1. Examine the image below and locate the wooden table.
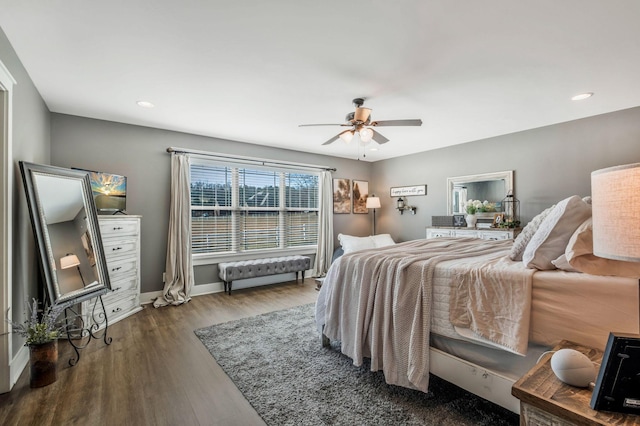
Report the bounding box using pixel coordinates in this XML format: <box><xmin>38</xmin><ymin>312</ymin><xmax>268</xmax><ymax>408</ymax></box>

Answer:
<box><xmin>512</xmin><ymin>340</ymin><xmax>640</xmax><ymax>426</ymax></box>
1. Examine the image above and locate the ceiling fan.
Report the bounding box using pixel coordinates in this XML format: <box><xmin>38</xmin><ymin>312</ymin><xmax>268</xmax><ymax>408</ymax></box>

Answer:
<box><xmin>299</xmin><ymin>98</ymin><xmax>422</xmax><ymax>146</ymax></box>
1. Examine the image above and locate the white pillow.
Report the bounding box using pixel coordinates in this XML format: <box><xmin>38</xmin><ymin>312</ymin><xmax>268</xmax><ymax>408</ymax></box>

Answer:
<box><xmin>509</xmin><ymin>205</ymin><xmax>555</xmax><ymax>261</ymax></box>
<box><xmin>522</xmin><ymin>195</ymin><xmax>592</xmax><ymax>270</ymax></box>
<box><xmin>337</xmin><ymin>234</ymin><xmax>376</xmax><ymax>254</ymax></box>
<box><xmin>371</xmin><ymin>234</ymin><xmax>396</xmax><ymax>248</ymax></box>
<box><xmin>566</xmin><ymin>218</ymin><xmax>640</xmax><ymax>278</ymax></box>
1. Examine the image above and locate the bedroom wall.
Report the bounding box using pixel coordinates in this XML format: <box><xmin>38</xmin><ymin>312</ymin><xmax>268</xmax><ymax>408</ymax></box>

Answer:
<box><xmin>50</xmin><ymin>114</ymin><xmax>372</xmax><ymax>294</ymax></box>
<box><xmin>0</xmin><ymin>27</ymin><xmax>51</xmax><ymax>359</ymax></box>
<box><xmin>371</xmin><ymin>106</ymin><xmax>640</xmax><ymax>242</ymax></box>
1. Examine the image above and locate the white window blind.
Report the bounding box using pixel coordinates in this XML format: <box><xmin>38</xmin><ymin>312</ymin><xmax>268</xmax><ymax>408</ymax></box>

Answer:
<box><xmin>190</xmin><ymin>162</ymin><xmax>319</xmax><ymax>256</ymax></box>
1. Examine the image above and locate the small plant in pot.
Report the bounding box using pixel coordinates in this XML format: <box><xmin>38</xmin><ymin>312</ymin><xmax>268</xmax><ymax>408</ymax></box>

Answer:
<box><xmin>7</xmin><ymin>298</ymin><xmax>64</xmax><ymax>387</ymax></box>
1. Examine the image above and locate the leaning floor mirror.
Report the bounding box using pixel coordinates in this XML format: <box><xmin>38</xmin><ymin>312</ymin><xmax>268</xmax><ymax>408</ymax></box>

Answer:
<box><xmin>19</xmin><ymin>162</ymin><xmax>111</xmax><ymax>308</ymax></box>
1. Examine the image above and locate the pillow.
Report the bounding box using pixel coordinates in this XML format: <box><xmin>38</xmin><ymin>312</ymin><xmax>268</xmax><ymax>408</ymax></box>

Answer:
<box><xmin>371</xmin><ymin>234</ymin><xmax>396</xmax><ymax>248</ymax></box>
<box><xmin>337</xmin><ymin>233</ymin><xmax>376</xmax><ymax>254</ymax></box>
<box><xmin>509</xmin><ymin>205</ymin><xmax>555</xmax><ymax>261</ymax></box>
<box><xmin>565</xmin><ymin>218</ymin><xmax>640</xmax><ymax>278</ymax></box>
<box><xmin>551</xmin><ymin>254</ymin><xmax>580</xmax><ymax>273</ymax></box>
<box><xmin>522</xmin><ymin>195</ymin><xmax>592</xmax><ymax>270</ymax></box>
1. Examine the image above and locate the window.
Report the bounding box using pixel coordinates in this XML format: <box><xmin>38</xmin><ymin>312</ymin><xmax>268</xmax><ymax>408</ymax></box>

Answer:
<box><xmin>190</xmin><ymin>161</ymin><xmax>319</xmax><ymax>258</ymax></box>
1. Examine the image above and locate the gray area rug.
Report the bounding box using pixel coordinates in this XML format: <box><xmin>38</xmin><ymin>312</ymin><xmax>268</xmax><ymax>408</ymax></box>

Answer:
<box><xmin>195</xmin><ymin>303</ymin><xmax>519</xmax><ymax>426</ymax></box>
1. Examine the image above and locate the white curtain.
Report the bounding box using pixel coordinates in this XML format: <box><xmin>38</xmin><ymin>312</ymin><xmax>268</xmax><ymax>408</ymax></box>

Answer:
<box><xmin>153</xmin><ymin>153</ymin><xmax>194</xmax><ymax>307</ymax></box>
<box><xmin>312</xmin><ymin>171</ymin><xmax>334</xmax><ymax>277</ymax></box>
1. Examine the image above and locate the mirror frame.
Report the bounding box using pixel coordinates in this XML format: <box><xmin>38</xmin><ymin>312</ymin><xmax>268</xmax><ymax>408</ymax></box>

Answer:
<box><xmin>19</xmin><ymin>161</ymin><xmax>111</xmax><ymax>308</ymax></box>
<box><xmin>446</xmin><ymin>170</ymin><xmax>513</xmax><ymax>215</ymax></box>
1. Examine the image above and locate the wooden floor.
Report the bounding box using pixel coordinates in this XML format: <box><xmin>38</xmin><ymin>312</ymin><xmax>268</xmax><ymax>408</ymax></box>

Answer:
<box><xmin>0</xmin><ymin>280</ymin><xmax>319</xmax><ymax>426</ymax></box>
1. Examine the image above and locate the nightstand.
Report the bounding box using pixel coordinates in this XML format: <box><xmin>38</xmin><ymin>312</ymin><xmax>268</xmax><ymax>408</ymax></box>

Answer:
<box><xmin>512</xmin><ymin>340</ymin><xmax>640</xmax><ymax>425</ymax></box>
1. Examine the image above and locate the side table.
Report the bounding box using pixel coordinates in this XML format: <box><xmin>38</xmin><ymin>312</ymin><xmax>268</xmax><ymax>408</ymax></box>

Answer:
<box><xmin>512</xmin><ymin>340</ymin><xmax>639</xmax><ymax>426</ymax></box>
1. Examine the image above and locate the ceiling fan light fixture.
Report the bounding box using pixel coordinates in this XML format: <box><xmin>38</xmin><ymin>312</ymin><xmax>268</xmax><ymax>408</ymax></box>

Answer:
<box><xmin>354</xmin><ymin>107</ymin><xmax>371</xmax><ymax>123</ymax></box>
<box><xmin>339</xmin><ymin>130</ymin><xmax>354</xmax><ymax>143</ymax></box>
<box><xmin>359</xmin><ymin>127</ymin><xmax>374</xmax><ymax>142</ymax></box>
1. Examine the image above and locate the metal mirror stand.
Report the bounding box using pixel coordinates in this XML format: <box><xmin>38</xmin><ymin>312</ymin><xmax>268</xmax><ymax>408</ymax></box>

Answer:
<box><xmin>19</xmin><ymin>161</ymin><xmax>113</xmax><ymax>365</ymax></box>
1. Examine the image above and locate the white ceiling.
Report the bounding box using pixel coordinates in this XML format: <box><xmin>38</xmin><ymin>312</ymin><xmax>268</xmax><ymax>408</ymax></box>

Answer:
<box><xmin>2</xmin><ymin>1</ymin><xmax>639</xmax><ymax>162</ymax></box>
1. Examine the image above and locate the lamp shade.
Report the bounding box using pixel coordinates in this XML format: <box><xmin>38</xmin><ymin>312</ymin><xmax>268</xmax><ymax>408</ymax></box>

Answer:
<box><xmin>366</xmin><ymin>196</ymin><xmax>381</xmax><ymax>209</ymax></box>
<box><xmin>359</xmin><ymin>127</ymin><xmax>374</xmax><ymax>143</ymax></box>
<box><xmin>591</xmin><ymin>162</ymin><xmax>640</xmax><ymax>262</ymax></box>
<box><xmin>339</xmin><ymin>130</ymin><xmax>354</xmax><ymax>143</ymax></box>
<box><xmin>60</xmin><ymin>254</ymin><xmax>81</xmax><ymax>269</ymax></box>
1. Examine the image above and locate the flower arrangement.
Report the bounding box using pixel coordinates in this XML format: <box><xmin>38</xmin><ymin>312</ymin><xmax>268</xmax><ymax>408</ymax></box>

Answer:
<box><xmin>7</xmin><ymin>299</ymin><xmax>64</xmax><ymax>346</ymax></box>
<box><xmin>463</xmin><ymin>200</ymin><xmax>497</xmax><ymax>214</ymax></box>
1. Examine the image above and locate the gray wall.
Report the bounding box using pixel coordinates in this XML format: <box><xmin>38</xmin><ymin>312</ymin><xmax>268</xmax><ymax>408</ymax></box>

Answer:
<box><xmin>372</xmin><ymin>107</ymin><xmax>640</xmax><ymax>242</ymax></box>
<box><xmin>0</xmin><ymin>27</ymin><xmax>51</xmax><ymax>356</ymax></box>
<box><xmin>50</xmin><ymin>114</ymin><xmax>372</xmax><ymax>293</ymax></box>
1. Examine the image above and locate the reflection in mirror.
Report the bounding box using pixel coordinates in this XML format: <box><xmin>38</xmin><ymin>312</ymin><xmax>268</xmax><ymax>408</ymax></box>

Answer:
<box><xmin>19</xmin><ymin>162</ymin><xmax>110</xmax><ymax>308</ymax></box>
<box><xmin>447</xmin><ymin>171</ymin><xmax>513</xmax><ymax>215</ymax></box>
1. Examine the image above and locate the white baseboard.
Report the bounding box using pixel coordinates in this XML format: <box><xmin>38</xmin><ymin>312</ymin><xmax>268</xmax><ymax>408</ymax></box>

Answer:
<box><xmin>141</xmin><ymin>271</ymin><xmax>311</xmax><ymax>305</ymax></box>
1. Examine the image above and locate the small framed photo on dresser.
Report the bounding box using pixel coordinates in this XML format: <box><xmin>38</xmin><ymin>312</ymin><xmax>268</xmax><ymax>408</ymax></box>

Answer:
<box><xmin>492</xmin><ymin>213</ymin><xmax>505</xmax><ymax>227</ymax></box>
<box><xmin>453</xmin><ymin>214</ymin><xmax>466</xmax><ymax>227</ymax></box>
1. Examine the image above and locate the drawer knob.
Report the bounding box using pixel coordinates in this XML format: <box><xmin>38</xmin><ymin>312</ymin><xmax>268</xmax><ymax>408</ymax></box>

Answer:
<box><xmin>112</xmin><ymin>307</ymin><xmax>122</xmax><ymax>313</ymax></box>
<box><xmin>113</xmin><ymin>226</ymin><xmax>123</xmax><ymax>230</ymax></box>
<box><xmin>112</xmin><ymin>247</ymin><xmax>122</xmax><ymax>251</ymax></box>
<box><xmin>112</xmin><ymin>287</ymin><xmax>122</xmax><ymax>292</ymax></box>
<box><xmin>112</xmin><ymin>266</ymin><xmax>122</xmax><ymax>272</ymax></box>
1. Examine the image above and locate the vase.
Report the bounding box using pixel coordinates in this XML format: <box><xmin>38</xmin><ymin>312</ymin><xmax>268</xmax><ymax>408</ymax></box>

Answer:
<box><xmin>466</xmin><ymin>214</ymin><xmax>477</xmax><ymax>228</ymax></box>
<box><xmin>29</xmin><ymin>340</ymin><xmax>58</xmax><ymax>388</ymax></box>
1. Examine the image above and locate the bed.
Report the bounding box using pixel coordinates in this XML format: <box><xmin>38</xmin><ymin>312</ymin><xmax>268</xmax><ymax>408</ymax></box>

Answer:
<box><xmin>315</xmin><ymin>200</ymin><xmax>640</xmax><ymax>414</ymax></box>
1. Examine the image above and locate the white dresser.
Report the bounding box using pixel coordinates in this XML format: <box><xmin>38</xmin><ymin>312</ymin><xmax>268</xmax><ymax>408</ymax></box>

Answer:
<box><xmin>83</xmin><ymin>215</ymin><xmax>142</xmax><ymax>326</ymax></box>
<box><xmin>426</xmin><ymin>226</ymin><xmax>520</xmax><ymax>241</ymax></box>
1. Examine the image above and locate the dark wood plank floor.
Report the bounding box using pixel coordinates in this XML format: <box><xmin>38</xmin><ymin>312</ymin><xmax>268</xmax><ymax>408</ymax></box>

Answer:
<box><xmin>0</xmin><ymin>280</ymin><xmax>319</xmax><ymax>426</ymax></box>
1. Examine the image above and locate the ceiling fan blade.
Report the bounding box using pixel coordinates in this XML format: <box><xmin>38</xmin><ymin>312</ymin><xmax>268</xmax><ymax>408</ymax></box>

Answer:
<box><xmin>321</xmin><ymin>134</ymin><xmax>341</xmax><ymax>145</ymax></box>
<box><xmin>371</xmin><ymin>130</ymin><xmax>389</xmax><ymax>144</ymax></box>
<box><xmin>370</xmin><ymin>119</ymin><xmax>423</xmax><ymax>127</ymax></box>
<box><xmin>299</xmin><ymin>123</ymin><xmax>350</xmax><ymax>127</ymax></box>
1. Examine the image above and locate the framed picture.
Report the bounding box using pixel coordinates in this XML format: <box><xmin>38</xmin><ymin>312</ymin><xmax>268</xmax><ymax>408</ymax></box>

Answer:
<box><xmin>352</xmin><ymin>180</ymin><xmax>369</xmax><ymax>214</ymax></box>
<box><xmin>390</xmin><ymin>184</ymin><xmax>427</xmax><ymax>197</ymax></box>
<box><xmin>453</xmin><ymin>214</ymin><xmax>466</xmax><ymax>227</ymax></box>
<box><xmin>333</xmin><ymin>178</ymin><xmax>351</xmax><ymax>214</ymax></box>
<box><xmin>492</xmin><ymin>213</ymin><xmax>505</xmax><ymax>227</ymax></box>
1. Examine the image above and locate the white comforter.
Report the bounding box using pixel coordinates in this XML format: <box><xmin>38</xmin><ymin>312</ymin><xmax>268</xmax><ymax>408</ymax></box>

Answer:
<box><xmin>315</xmin><ymin>238</ymin><xmax>533</xmax><ymax>393</ymax></box>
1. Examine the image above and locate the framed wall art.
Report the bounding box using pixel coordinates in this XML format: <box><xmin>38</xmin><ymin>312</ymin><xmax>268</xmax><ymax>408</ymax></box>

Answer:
<box><xmin>352</xmin><ymin>180</ymin><xmax>369</xmax><ymax>214</ymax></box>
<box><xmin>333</xmin><ymin>178</ymin><xmax>351</xmax><ymax>214</ymax></box>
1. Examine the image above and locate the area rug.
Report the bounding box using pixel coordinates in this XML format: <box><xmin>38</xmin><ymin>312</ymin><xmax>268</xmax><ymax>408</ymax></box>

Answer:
<box><xmin>194</xmin><ymin>303</ymin><xmax>519</xmax><ymax>426</ymax></box>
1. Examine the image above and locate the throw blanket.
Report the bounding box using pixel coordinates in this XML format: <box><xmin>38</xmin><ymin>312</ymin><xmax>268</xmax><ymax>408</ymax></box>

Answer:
<box><xmin>322</xmin><ymin>238</ymin><xmax>516</xmax><ymax>393</ymax></box>
<box><xmin>450</xmin><ymin>255</ymin><xmax>534</xmax><ymax>355</ymax></box>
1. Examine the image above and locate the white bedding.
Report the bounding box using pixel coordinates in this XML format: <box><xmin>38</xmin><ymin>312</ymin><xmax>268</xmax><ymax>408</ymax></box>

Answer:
<box><xmin>315</xmin><ymin>237</ymin><xmax>640</xmax><ymax>393</ymax></box>
<box><xmin>316</xmin><ymin>238</ymin><xmax>533</xmax><ymax>392</ymax></box>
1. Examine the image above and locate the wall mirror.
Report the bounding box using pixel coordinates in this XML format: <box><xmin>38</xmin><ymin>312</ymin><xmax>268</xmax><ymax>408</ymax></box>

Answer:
<box><xmin>447</xmin><ymin>170</ymin><xmax>513</xmax><ymax>215</ymax></box>
<box><xmin>19</xmin><ymin>162</ymin><xmax>110</xmax><ymax>307</ymax></box>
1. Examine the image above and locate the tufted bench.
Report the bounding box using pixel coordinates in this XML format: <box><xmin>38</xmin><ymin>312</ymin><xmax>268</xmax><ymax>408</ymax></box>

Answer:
<box><xmin>218</xmin><ymin>255</ymin><xmax>311</xmax><ymax>295</ymax></box>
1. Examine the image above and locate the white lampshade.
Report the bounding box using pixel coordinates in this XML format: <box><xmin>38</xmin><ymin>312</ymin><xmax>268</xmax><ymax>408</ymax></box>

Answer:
<box><xmin>366</xmin><ymin>196</ymin><xmax>381</xmax><ymax>209</ymax></box>
<box><xmin>591</xmin><ymin>162</ymin><xmax>640</xmax><ymax>262</ymax></box>
<box><xmin>359</xmin><ymin>127</ymin><xmax>374</xmax><ymax>143</ymax></box>
<box><xmin>60</xmin><ymin>254</ymin><xmax>81</xmax><ymax>269</ymax></box>
<box><xmin>339</xmin><ymin>130</ymin><xmax>354</xmax><ymax>143</ymax></box>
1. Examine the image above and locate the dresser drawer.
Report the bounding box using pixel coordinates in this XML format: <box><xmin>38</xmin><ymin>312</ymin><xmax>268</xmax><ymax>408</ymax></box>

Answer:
<box><xmin>99</xmin><ymin>219</ymin><xmax>140</xmax><ymax>239</ymax></box>
<box><xmin>426</xmin><ymin>229</ymin><xmax>454</xmax><ymax>239</ymax></box>
<box><xmin>102</xmin><ymin>237</ymin><xmax>138</xmax><ymax>260</ymax></box>
<box><xmin>100</xmin><ymin>291</ymin><xmax>140</xmax><ymax>321</ymax></box>
<box><xmin>478</xmin><ymin>230</ymin><xmax>512</xmax><ymax>240</ymax></box>
<box><xmin>108</xmin><ymin>275</ymin><xmax>138</xmax><ymax>294</ymax></box>
<box><xmin>105</xmin><ymin>258</ymin><xmax>137</xmax><ymax>281</ymax></box>
<box><xmin>454</xmin><ymin>229</ymin><xmax>480</xmax><ymax>238</ymax></box>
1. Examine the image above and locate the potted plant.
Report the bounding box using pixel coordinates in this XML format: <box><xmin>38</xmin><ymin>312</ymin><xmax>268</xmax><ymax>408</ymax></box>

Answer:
<box><xmin>7</xmin><ymin>298</ymin><xmax>64</xmax><ymax>387</ymax></box>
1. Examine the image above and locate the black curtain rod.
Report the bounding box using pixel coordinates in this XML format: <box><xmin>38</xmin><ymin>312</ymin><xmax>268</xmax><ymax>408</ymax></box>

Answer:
<box><xmin>166</xmin><ymin>147</ymin><xmax>336</xmax><ymax>172</ymax></box>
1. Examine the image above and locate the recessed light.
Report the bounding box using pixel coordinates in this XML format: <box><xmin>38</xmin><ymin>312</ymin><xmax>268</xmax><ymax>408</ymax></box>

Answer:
<box><xmin>136</xmin><ymin>100</ymin><xmax>155</xmax><ymax>108</ymax></box>
<box><xmin>571</xmin><ymin>92</ymin><xmax>593</xmax><ymax>101</ymax></box>
<box><xmin>369</xmin><ymin>147</ymin><xmax>379</xmax><ymax>151</ymax></box>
